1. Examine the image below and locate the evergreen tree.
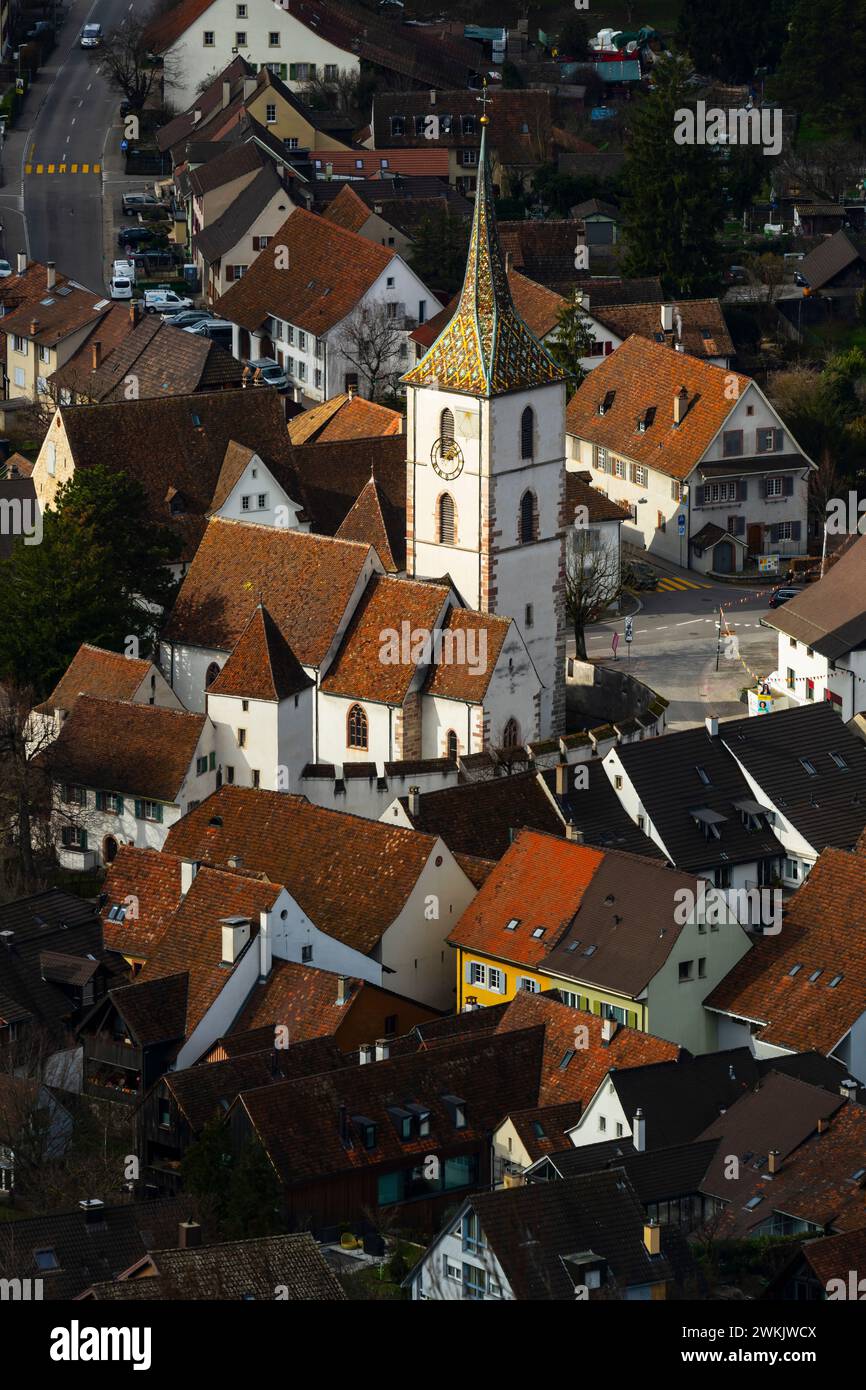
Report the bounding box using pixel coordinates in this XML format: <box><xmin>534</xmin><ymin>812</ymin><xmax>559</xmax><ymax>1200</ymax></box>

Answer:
<box><xmin>620</xmin><ymin>59</ymin><xmax>725</xmax><ymax>296</ymax></box>
<box><xmin>0</xmin><ymin>464</ymin><xmax>180</xmax><ymax>696</ymax></box>
<box><xmin>677</xmin><ymin>0</ymin><xmax>795</xmax><ymax>84</ymax></box>
<box><xmin>548</xmin><ymin>294</ymin><xmax>596</xmax><ymax>396</ymax></box>
<box><xmin>180</xmin><ymin>1116</ymin><xmax>234</xmax><ymax>1225</ymax></box>
<box><xmin>221</xmin><ymin>1140</ymin><xmax>286</xmax><ymax>1241</ymax></box>
<box><xmin>775</xmin><ymin>0</ymin><xmax>866</xmax><ymax>138</ymax></box>
<box><xmin>407</xmin><ymin>211</ymin><xmax>471</xmax><ymax>298</ymax></box>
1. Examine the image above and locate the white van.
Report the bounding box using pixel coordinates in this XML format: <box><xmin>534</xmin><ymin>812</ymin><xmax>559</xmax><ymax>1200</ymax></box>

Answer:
<box><xmin>113</xmin><ymin>258</ymin><xmax>136</xmax><ymax>281</ymax></box>
<box><xmin>109</xmin><ymin>275</ymin><xmax>134</xmax><ymax>300</ymax></box>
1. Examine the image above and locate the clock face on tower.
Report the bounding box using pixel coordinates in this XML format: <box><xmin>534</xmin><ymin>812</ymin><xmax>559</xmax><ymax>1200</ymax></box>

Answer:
<box><xmin>431</xmin><ymin>436</ymin><xmax>464</xmax><ymax>480</ymax></box>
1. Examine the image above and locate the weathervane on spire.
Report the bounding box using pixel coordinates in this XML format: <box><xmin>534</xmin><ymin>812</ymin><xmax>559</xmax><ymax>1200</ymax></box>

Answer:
<box><xmin>477</xmin><ymin>78</ymin><xmax>491</xmax><ymax>125</ymax></box>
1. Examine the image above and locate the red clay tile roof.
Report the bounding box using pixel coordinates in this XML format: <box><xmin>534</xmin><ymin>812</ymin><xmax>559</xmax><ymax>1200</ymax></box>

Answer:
<box><xmin>311</xmin><ymin>150</ymin><xmax>451</xmax><ymax>178</ymax></box>
<box><xmin>410</xmin><ymin>269</ymin><xmax>564</xmax><ymax>352</ymax></box>
<box><xmin>163</xmin><ymin>787</ymin><xmax>440</xmax><ymax>956</ymax></box>
<box><xmin>3</xmin><ymin>283</ymin><xmax>112</xmax><ymax>348</ymax></box>
<box><xmin>162</xmin><ymin>518</ymin><xmax>373</xmax><ymax>666</ymax></box>
<box><xmin>799</xmin><ymin>1227</ymin><xmax>866</xmax><ymax>1286</ymax></box>
<box><xmin>334</xmin><ymin>475</ymin><xmax>403</xmax><ymax>572</ymax></box>
<box><xmin>373</xmin><ymin>90</ymin><xmax>558</xmax><ymax>167</ymax></box>
<box><xmin>49</xmin><ymin>697</ymin><xmax>206</xmax><ymax>803</ymax></box>
<box><xmin>321</xmin><ymin>184</ymin><xmax>370</xmax><ymax>235</ymax></box>
<box><xmin>566</xmin><ymin>336</ymin><xmax>750</xmax><ymax>482</ymax></box>
<box><xmin>705</xmin><ymin>847</ymin><xmax>866</xmax><ymax>1054</ymax></box>
<box><xmin>565</xmin><ymin>470</ymin><xmax>633</xmax><ymax>524</ymax></box>
<box><xmin>496</xmin><ymin>990</ymin><xmax>680</xmax><ymax>1108</ymax></box>
<box><xmin>55</xmin><ymin>318</ymin><xmax>243</xmax><ymax>402</ymax></box>
<box><xmin>208</xmin><ymin>603</ymin><xmax>313</xmax><ymax>702</ymax></box>
<box><xmin>320</xmin><ymin>573</ymin><xmax>451</xmax><ymax>704</ymax></box>
<box><xmin>316</xmin><ymin>397</ymin><xmax>403</xmax><ymax>443</ymax></box>
<box><xmin>214</xmin><ymin>208</ymin><xmax>394</xmax><ymax>336</ymax></box>
<box><xmin>40</xmin><ymin>643</ymin><xmax>151</xmax><ymax>715</ymax></box>
<box><xmin>593</xmin><ymin>299</ymin><xmax>734</xmax><ymax>361</ymax></box>
<box><xmin>156</xmin><ymin>56</ymin><xmax>255</xmax><ymax>152</ymax></box>
<box><xmin>100</xmin><ymin>847</ymin><xmax>184</xmax><ymax>960</ymax></box>
<box><xmin>423</xmin><ymin>608</ymin><xmax>512</xmax><ymax>703</ymax></box>
<box><xmin>229</xmin><ymin>959</ymin><xmax>366</xmax><ymax>1041</ymax></box>
<box><xmin>290</xmin><ymin>434</ymin><xmax>406</xmax><ymax>538</ymax></box>
<box><xmin>136</xmin><ymin>866</ymin><xmax>279</xmax><ymax>1038</ymax></box>
<box><xmin>504</xmin><ymin>1101</ymin><xmax>584</xmax><ymax>1159</ymax></box>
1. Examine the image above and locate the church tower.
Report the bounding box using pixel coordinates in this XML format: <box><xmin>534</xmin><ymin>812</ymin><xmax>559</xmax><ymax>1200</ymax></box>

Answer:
<box><xmin>402</xmin><ymin>118</ymin><xmax>567</xmax><ymax>740</ymax></box>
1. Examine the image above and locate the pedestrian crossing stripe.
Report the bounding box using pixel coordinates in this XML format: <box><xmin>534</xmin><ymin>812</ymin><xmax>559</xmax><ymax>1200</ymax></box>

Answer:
<box><xmin>656</xmin><ymin>576</ymin><xmax>713</xmax><ymax>591</ymax></box>
<box><xmin>24</xmin><ymin>162</ymin><xmax>100</xmax><ymax>175</ymax></box>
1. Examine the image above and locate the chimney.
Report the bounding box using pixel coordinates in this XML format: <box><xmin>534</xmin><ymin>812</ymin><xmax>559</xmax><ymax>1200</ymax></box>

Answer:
<box><xmin>555</xmin><ymin>762</ymin><xmax>568</xmax><ymax>797</ymax></box>
<box><xmin>336</xmin><ymin>975</ymin><xmax>349</xmax><ymax>1006</ymax></box>
<box><xmin>220</xmin><ymin>915</ymin><xmax>250</xmax><ymax>964</ymax></box>
<box><xmin>673</xmin><ymin>386</ymin><xmax>689</xmax><ymax>425</ymax></box>
<box><xmin>91</xmin><ymin>340</ymin><xmax>102</xmax><ymax>371</ymax></box>
<box><xmin>178</xmin><ymin>1220</ymin><xmax>202</xmax><ymax>1249</ymax></box>
<box><xmin>643</xmin><ymin>1220</ymin><xmax>661</xmax><ymax>1256</ymax></box>
<box><xmin>566</xmin><ymin>823</ymin><xmax>584</xmax><ymax>844</ymax></box>
<box><xmin>180</xmin><ymin>860</ymin><xmax>198</xmax><ymax>895</ymax></box>
<box><xmin>359</xmin><ymin>1043</ymin><xmax>374</xmax><ymax>1065</ymax></box>
<box><xmin>407</xmin><ymin>784</ymin><xmax>420</xmax><ymax>816</ymax></box>
<box><xmin>29</xmin><ymin>319</ymin><xmax>38</xmax><ymax>337</ymax></box>
<box><xmin>429</xmin><ymin>89</ymin><xmax>436</xmax><ymax>104</ymax></box>
<box><xmin>259</xmin><ymin>908</ymin><xmax>272</xmax><ymax>981</ymax></box>
<box><xmin>505</xmin><ymin>250</ymin><xmax>512</xmax><ymax>274</ymax></box>
<box><xmin>222</xmin><ymin>80</ymin><xmax>231</xmax><ymax>109</ymax></box>
<box><xmin>660</xmin><ymin>304</ymin><xmax>673</xmax><ymax>333</ymax></box>
<box><xmin>817</xmin><ymin>1116</ymin><xmax>829</xmax><ymax>1134</ymax></box>
<box><xmin>129</xmin><ymin>300</ymin><xmax>142</xmax><ymax>327</ymax></box>
<box><xmin>705</xmin><ymin>716</ymin><xmax>718</xmax><ymax>737</ymax></box>
<box><xmin>633</xmin><ymin>1107</ymin><xmax>646</xmax><ymax>1152</ymax></box>
<box><xmin>78</xmin><ymin>1199</ymin><xmax>105</xmax><ymax>1226</ymax></box>
<box><xmin>841</xmin><ymin>1078</ymin><xmax>858</xmax><ymax>1103</ymax></box>
<box><xmin>767</xmin><ymin>1148</ymin><xmax>781</xmax><ymax>1175</ymax></box>
<box><xmin>243</xmin><ymin>77</ymin><xmax>257</xmax><ymax>101</ymax></box>
<box><xmin>46</xmin><ymin>261</ymin><xmax>56</xmax><ymax>291</ymax></box>
<box><xmin>16</xmin><ymin>252</ymin><xmax>27</xmax><ymax>274</ymax></box>
<box><xmin>347</xmin><ymin>382</ymin><xmax>357</xmax><ymax>399</ymax></box>
<box><xmin>192</xmin><ymin>109</ymin><xmax>202</xmax><ymax>125</ymax></box>
<box><xmin>227</xmin><ymin>852</ymin><xmax>242</xmax><ymax>870</ymax></box>
<box><xmin>601</xmin><ymin>1017</ymin><xmax>617</xmax><ymax>1046</ymax></box>
<box><xmin>375</xmin><ymin>1038</ymin><xmax>389</xmax><ymax>1062</ymax></box>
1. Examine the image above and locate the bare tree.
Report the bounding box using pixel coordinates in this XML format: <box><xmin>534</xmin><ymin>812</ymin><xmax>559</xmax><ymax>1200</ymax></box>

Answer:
<box><xmin>301</xmin><ymin>68</ymin><xmax>363</xmax><ymax>116</ymax></box>
<box><xmin>98</xmin><ymin>13</ymin><xmax>178</xmax><ymax>106</ymax></box>
<box><xmin>336</xmin><ymin>302</ymin><xmax>406</xmax><ymax>401</ymax></box>
<box><xmin>0</xmin><ymin>684</ymin><xmax>59</xmax><ymax>900</ymax></box>
<box><xmin>565</xmin><ymin>531</ymin><xmax>623</xmax><ymax>659</ymax></box>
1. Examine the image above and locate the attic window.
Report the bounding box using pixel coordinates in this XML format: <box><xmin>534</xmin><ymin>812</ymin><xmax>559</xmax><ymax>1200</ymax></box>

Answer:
<box><xmin>637</xmin><ymin>406</ymin><xmax>656</xmax><ymax>433</ymax></box>
<box><xmin>808</xmin><ymin>969</ymin><xmax>822</xmax><ymax>983</ymax></box>
<box><xmin>829</xmin><ymin>974</ymin><xmax>843</xmax><ymax>987</ymax></box>
<box><xmin>191</xmin><ymin>413</ymin><xmax>202</xmax><ymax>427</ymax></box>
<box><xmin>559</xmin><ymin>1050</ymin><xmax>575</xmax><ymax>1070</ymax></box>
<box><xmin>531</xmin><ymin>927</ymin><xmax>545</xmax><ymax>939</ymax></box>
<box><xmin>744</xmin><ymin>1196</ymin><xmax>763</xmax><ymax>1210</ymax></box>
<box><xmin>583</xmin><ymin>944</ymin><xmax>597</xmax><ymax>957</ymax></box>
<box><xmin>598</xmin><ymin>390</ymin><xmax>615</xmax><ymax>416</ymax></box>
<box><xmin>566</xmin><ymin>941</ymin><xmax>580</xmax><ymax>952</ymax></box>
<box><xmin>107</xmin><ymin>904</ymin><xmax>126</xmax><ymax>923</ymax></box>
<box><xmin>788</xmin><ymin>964</ymin><xmax>802</xmax><ymax>976</ymax></box>
<box><xmin>851</xmin><ymin>1168</ymin><xmax>866</xmax><ymax>1181</ymax></box>
<box><xmin>353</xmin><ymin>1115</ymin><xmax>377</xmax><ymax>1150</ymax></box>
<box><xmin>505</xmin><ymin>918</ymin><xmax>520</xmax><ymax>931</ymax></box>
<box><xmin>829</xmin><ymin>751</ymin><xmax>848</xmax><ymax>769</ymax></box>
<box><xmin>532</xmin><ymin>1120</ymin><xmax>545</xmax><ymax>1138</ymax></box>
<box><xmin>799</xmin><ymin>758</ymin><xmax>817</xmax><ymax>776</ymax></box>
<box><xmin>442</xmin><ymin>1094</ymin><xmax>466</xmax><ymax>1130</ymax></box>
<box><xmin>695</xmin><ymin>765</ymin><xmax>711</xmax><ymax>786</ymax></box>
<box><xmin>208</xmin><ymin>816</ymin><xmax>223</xmax><ymax>828</ymax></box>
<box><xmin>34</xmin><ymin>1248</ymin><xmax>59</xmax><ymax>1271</ymax></box>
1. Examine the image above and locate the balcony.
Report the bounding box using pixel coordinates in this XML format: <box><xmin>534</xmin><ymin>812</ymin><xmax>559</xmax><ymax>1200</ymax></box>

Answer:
<box><xmin>86</xmin><ymin>1033</ymin><xmax>142</xmax><ymax>1070</ymax></box>
<box><xmin>57</xmin><ymin>845</ymin><xmax>99</xmax><ymax>871</ymax></box>
<box><xmin>84</xmin><ymin>1078</ymin><xmax>140</xmax><ymax>1105</ymax></box>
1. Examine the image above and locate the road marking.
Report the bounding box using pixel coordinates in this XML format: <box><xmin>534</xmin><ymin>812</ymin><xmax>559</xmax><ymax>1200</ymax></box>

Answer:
<box><xmin>71</xmin><ymin>163</ymin><xmax>78</xmax><ymax>173</ymax></box>
<box><xmin>93</xmin><ymin>163</ymin><xmax>100</xmax><ymax>173</ymax></box>
<box><xmin>59</xmin><ymin>164</ymin><xmax>67</xmax><ymax>173</ymax></box>
<box><xmin>25</xmin><ymin>164</ymin><xmax>32</xmax><ymax>174</ymax></box>
<box><xmin>36</xmin><ymin>164</ymin><xmax>44</xmax><ymax>173</ymax></box>
<box><xmin>47</xmin><ymin>164</ymin><xmax>55</xmax><ymax>173</ymax></box>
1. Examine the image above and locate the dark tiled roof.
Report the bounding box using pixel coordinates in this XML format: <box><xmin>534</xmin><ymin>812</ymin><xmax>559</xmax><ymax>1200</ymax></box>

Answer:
<box><xmin>398</xmin><ymin>770</ymin><xmax>564</xmax><ymax>861</ymax></box>
<box><xmin>614</xmin><ymin>722</ymin><xmax>783</xmax><ymax>871</ymax></box>
<box><xmin>720</xmin><ymin>703</ymin><xmax>866</xmax><ymax>852</ymax></box>
<box><xmin>292</xmin><ymin>433</ymin><xmax>406</xmax><ymax>537</ymax></box>
<box><xmin>0</xmin><ymin>891</ymin><xmax>105</xmax><ymax>1036</ymax></box>
<box><xmin>86</xmin><ymin>1233</ymin><xmax>346</xmax><ymax>1300</ymax></box>
<box><xmin>760</xmin><ymin>533</ymin><xmax>866</xmax><ymax>658</ymax></box>
<box><xmin>799</xmin><ymin>230</ymin><xmax>866</xmax><ymax>290</ymax></box>
<box><xmin>536</xmin><ymin>1137</ymin><xmax>721</xmax><ymax>1204</ymax></box>
<box><xmin>163</xmin><ymin>1036</ymin><xmax>346</xmax><ymax>1132</ymax></box>
<box><xmin>49</xmin><ymin>696</ymin><xmax>206</xmax><ymax>803</ymax></box>
<box><xmin>541</xmin><ymin>759</ymin><xmax>667</xmax><ymax>859</ymax></box>
<box><xmin>592</xmin><ymin>299</ymin><xmax>734</xmax><ymax>361</ymax></box>
<box><xmin>608</xmin><ymin>1049</ymin><xmax>762</xmax><ymax>1150</ymax></box>
<box><xmin>194</xmin><ymin>165</ymin><xmax>294</xmax><ymax>266</ymax></box>
<box><xmin>188</xmin><ymin>141</ymin><xmax>263</xmax><ymax>196</ymax></box>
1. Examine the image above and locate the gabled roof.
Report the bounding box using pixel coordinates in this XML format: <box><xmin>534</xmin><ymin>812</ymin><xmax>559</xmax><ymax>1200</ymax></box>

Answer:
<box><xmin>373</xmin><ymin>89</ymin><xmax>560</xmax><ymax>166</ymax></box>
<box><xmin>163</xmin><ymin>1036</ymin><xmax>347</xmax><ymax>1132</ymax></box>
<box><xmin>209</xmin><ymin>603</ymin><xmax>313</xmax><ymax>702</ymax></box>
<box><xmin>193</xmin><ymin>164</ymin><xmax>293</xmax><ymax>266</ymax></box>
<box><xmin>162</xmin><ymin>518</ymin><xmax>373</xmax><ymax>666</ymax></box>
<box><xmin>410</xmin><ymin>269</ymin><xmax>565</xmax><ymax>353</ymax></box>
<box><xmin>334</xmin><ymin>474</ymin><xmax>404</xmax><ymax>572</ymax></box>
<box><xmin>227</xmin><ymin>960</ymin><xmax>392</xmax><ymax>1044</ymax></box>
<box><xmin>705</xmin><ymin>846</ymin><xmax>866</xmax><ymax>1053</ymax></box>
<box><xmin>3</xmin><ymin>283</ymin><xmax>112</xmax><ymax>348</ymax></box>
<box><xmin>396</xmin><ymin>770</ymin><xmax>565</xmax><ymax>861</ymax></box>
<box><xmin>0</xmin><ymin>891</ymin><xmax>107</xmax><ymax>1038</ymax></box>
<box><xmin>319</xmin><ymin>573</ymin><xmax>450</xmax><ymax>705</ymax></box>
<box><xmin>38</xmin><ymin>643</ymin><xmax>151</xmax><ymax>715</ymax></box>
<box><xmin>467</xmin><ymin>1169</ymin><xmax>682</xmax><ymax>1298</ymax></box>
<box><xmin>321</xmin><ymin>183</ymin><xmax>370</xmax><ymax>235</ymax></box>
<box><xmin>537</xmin><ymin>1137</ymin><xmax>721</xmax><ymax>1204</ymax></box>
<box><xmin>49</xmin><ymin>697</ymin><xmax>206</xmax><ymax>802</ymax></box>
<box><xmin>449</xmin><ymin>828</ymin><xmax>698</xmax><ymax>995</ymax></box>
<box><xmin>591</xmin><ymin>299</ymin><xmax>734</xmax><ymax>361</ymax></box>
<box><xmin>163</xmin><ymin>787</ymin><xmax>441</xmax><ymax>957</ymax></box>
<box><xmin>91</xmin><ymin>1232</ymin><xmax>345</xmax><ymax>1301</ymax></box>
<box><xmin>720</xmin><ymin>703</ymin><xmax>866</xmax><ymax>853</ymax></box>
<box><xmin>604</xmin><ymin>1048</ymin><xmax>763</xmax><ymax>1150</ymax></box>
<box><xmin>760</xmin><ymin>533</ymin><xmax>866</xmax><ymax>659</ymax></box>
<box><xmin>403</xmin><ymin>125</ymin><xmax>563</xmax><ymax>398</ymax></box>
<box><xmin>214</xmin><ymin>208</ymin><xmax>395</xmax><ymax>336</ymax></box>
<box><xmin>156</xmin><ymin>55</ymin><xmax>255</xmax><ymax>152</ymax></box>
<box><xmin>100</xmin><ymin>847</ymin><xmax>184</xmax><ymax>960</ymax></box>
<box><xmin>565</xmin><ymin>470</ymin><xmax>633</xmax><ymax>524</ymax></box>
<box><xmin>423</xmin><ymin>608</ymin><xmax>513</xmax><ymax>703</ymax></box>
<box><xmin>290</xmin><ymin>433</ymin><xmax>406</xmax><ymax>536</ymax></box>
<box><xmin>55</xmin><ymin>317</ymin><xmax>244</xmax><ymax>402</ymax></box>
<box><xmin>566</xmin><ymin>336</ymin><xmax>750</xmax><ymax>481</ymax></box>
<box><xmin>613</xmin><ymin>721</ymin><xmax>784</xmax><ymax>871</ymax></box>
<box><xmin>188</xmin><ymin>140</ymin><xmax>263</xmax><ymax>197</ymax></box>
<box><xmin>799</xmin><ymin>230</ymin><xmax>866</xmax><ymax>290</ymax></box>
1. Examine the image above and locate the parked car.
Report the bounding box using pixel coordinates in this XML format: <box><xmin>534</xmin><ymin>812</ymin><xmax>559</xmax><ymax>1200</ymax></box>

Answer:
<box><xmin>122</xmin><ymin>192</ymin><xmax>167</xmax><ymax>217</ymax></box>
<box><xmin>794</xmin><ymin>271</ymin><xmax>809</xmax><ymax>287</ymax></box>
<box><xmin>129</xmin><ymin>249</ymin><xmax>181</xmax><ymax>273</ymax></box>
<box><xmin>724</xmin><ymin>265</ymin><xmax>749</xmax><ymax>284</ymax></box>
<box><xmin>113</xmin><ymin>259</ymin><xmax>136</xmax><ymax>282</ymax></box>
<box><xmin>79</xmin><ymin>23</ymin><xmax>102</xmax><ymax>48</ymax></box>
<box><xmin>626</xmin><ymin>561</ymin><xmax>659</xmax><ymax>591</ymax></box>
<box><xmin>0</xmin><ymin>260</ymin><xmax>12</xmax><ymax>279</ymax></box>
<box><xmin>767</xmin><ymin>586</ymin><xmax>803</xmax><ymax>609</ymax></box>
<box><xmin>184</xmin><ymin>319</ymin><xmax>233</xmax><ymax>348</ymax></box>
<box><xmin>109</xmin><ymin>275</ymin><xmax>134</xmax><ymax>301</ymax></box>
<box><xmin>143</xmin><ymin>289</ymin><xmax>193</xmax><ymax>315</ymax></box>
<box><xmin>117</xmin><ymin>226</ymin><xmax>155</xmax><ymax>248</ymax></box>
<box><xmin>120</xmin><ymin>99</ymin><xmax>143</xmax><ymax>119</ymax></box>
<box><xmin>161</xmin><ymin>309</ymin><xmax>210</xmax><ymax>328</ymax></box>
<box><xmin>245</xmin><ymin>357</ymin><xmax>289</xmax><ymax>390</ymax></box>
<box><xmin>27</xmin><ymin>20</ymin><xmax>54</xmax><ymax>41</ymax></box>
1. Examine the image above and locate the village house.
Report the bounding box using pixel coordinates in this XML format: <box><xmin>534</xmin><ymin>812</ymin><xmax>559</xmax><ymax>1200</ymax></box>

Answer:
<box><xmin>30</xmin><ymin>642</ymin><xmax>181</xmax><ymax>749</ymax></box>
<box><xmin>318</xmin><ymin>178</ymin><xmax>471</xmax><ymax>261</ymax></box>
<box><xmin>566</xmin><ymin>336</ymin><xmax>814</xmax><ymax>573</ymax></box>
<box><xmin>1</xmin><ymin>263</ymin><xmax>113</xmax><ymax>403</ymax></box>
<box><xmin>192</xmin><ymin>163</ymin><xmax>295</xmax><ymax>302</ymax></box>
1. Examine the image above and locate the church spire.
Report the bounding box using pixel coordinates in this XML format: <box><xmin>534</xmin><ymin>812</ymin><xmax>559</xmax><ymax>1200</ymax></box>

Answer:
<box><xmin>403</xmin><ymin>116</ymin><xmax>563</xmax><ymax>398</ymax></box>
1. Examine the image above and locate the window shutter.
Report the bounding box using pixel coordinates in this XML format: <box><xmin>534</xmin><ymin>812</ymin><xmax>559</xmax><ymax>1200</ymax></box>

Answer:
<box><xmin>770</xmin><ymin>523</ymin><xmax>779</xmax><ymax>542</ymax></box>
<box><xmin>604</xmin><ymin>340</ymin><xmax>613</xmax><ymax>355</ymax></box>
<box><xmin>134</xmin><ymin>799</ymin><xmax>143</xmax><ymax>819</ymax></box>
<box><xmin>739</xmin><ymin>479</ymin><xmax>748</xmax><ymax>500</ymax></box>
<box><xmin>629</xmin><ymin>463</ymin><xmax>637</xmax><ymax>483</ymax></box>
<box><xmin>783</xmin><ymin>475</ymin><xmax>794</xmax><ymax>497</ymax></box>
<box><xmin>694</xmin><ymin>486</ymin><xmax>704</xmax><ymax>508</ymax></box>
<box><xmin>736</xmin><ymin>516</ymin><xmax>746</xmax><ymax>536</ymax></box>
<box><xmin>792</xmin><ymin>520</ymin><xmax>801</xmax><ymax>541</ymax></box>
<box><xmin>116</xmin><ymin>797</ymin><xmax>124</xmax><ymax>815</ymax></box>
<box><xmin>226</xmin><ymin>266</ymin><xmax>235</xmax><ymax>282</ymax></box>
<box><xmin>774</xmin><ymin>428</ymin><xmax>783</xmax><ymax>451</ymax></box>
<box><xmin>464</xmin><ymin>961</ymin><xmax>472</xmax><ymax>983</ymax></box>
<box><xmin>80</xmin><ymin>829</ymin><xmax>88</xmax><ymax>851</ymax></box>
<box><xmin>154</xmin><ymin>803</ymin><xmax>163</xmax><ymax>824</ymax></box>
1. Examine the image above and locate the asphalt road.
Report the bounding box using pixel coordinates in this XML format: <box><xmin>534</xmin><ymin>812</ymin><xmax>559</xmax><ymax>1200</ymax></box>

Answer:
<box><xmin>18</xmin><ymin>0</ymin><xmax>134</xmax><ymax>292</ymax></box>
<box><xmin>581</xmin><ymin>559</ymin><xmax>780</xmax><ymax>730</ymax></box>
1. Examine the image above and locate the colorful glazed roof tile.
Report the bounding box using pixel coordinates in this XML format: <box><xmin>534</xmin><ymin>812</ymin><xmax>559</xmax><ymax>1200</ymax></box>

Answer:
<box><xmin>402</xmin><ymin>123</ymin><xmax>563</xmax><ymax>398</ymax></box>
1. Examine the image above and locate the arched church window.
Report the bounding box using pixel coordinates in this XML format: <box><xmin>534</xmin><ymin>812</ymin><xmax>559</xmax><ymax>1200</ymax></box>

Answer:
<box><xmin>519</xmin><ymin>491</ymin><xmax>536</xmax><ymax>544</ymax></box>
<box><xmin>521</xmin><ymin>406</ymin><xmax>534</xmax><ymax>459</ymax></box>
<box><xmin>205</xmin><ymin>661</ymin><xmax>221</xmax><ymax>688</ymax></box>
<box><xmin>446</xmin><ymin>730</ymin><xmax>458</xmax><ymax>760</ymax></box>
<box><xmin>347</xmin><ymin>703</ymin><xmax>368</xmax><ymax>749</ymax></box>
<box><xmin>502</xmin><ymin>718</ymin><xmax>520</xmax><ymax>749</ymax></box>
<box><xmin>440</xmin><ymin>408</ymin><xmax>455</xmax><ymax>446</ymax></box>
<box><xmin>438</xmin><ymin>493</ymin><xmax>456</xmax><ymax>545</ymax></box>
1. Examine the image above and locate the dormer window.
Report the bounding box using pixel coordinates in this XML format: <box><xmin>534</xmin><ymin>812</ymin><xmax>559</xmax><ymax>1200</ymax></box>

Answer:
<box><xmin>353</xmin><ymin>1115</ymin><xmax>377</xmax><ymax>1149</ymax></box>
<box><xmin>442</xmin><ymin>1094</ymin><xmax>466</xmax><ymax>1130</ymax></box>
<box><xmin>598</xmin><ymin>390</ymin><xmax>615</xmax><ymax>416</ymax></box>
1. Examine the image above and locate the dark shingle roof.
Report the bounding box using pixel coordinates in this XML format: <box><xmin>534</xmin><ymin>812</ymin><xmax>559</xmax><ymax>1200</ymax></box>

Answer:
<box><xmin>194</xmin><ymin>165</ymin><xmax>293</xmax><ymax>266</ymax></box>
<box><xmin>0</xmin><ymin>891</ymin><xmax>105</xmax><ymax>1036</ymax></box>
<box><xmin>760</xmin><ymin>533</ymin><xmax>866</xmax><ymax>659</ymax></box>
<box><xmin>541</xmin><ymin>759</ymin><xmax>667</xmax><ymax>859</ymax></box>
<box><xmin>86</xmin><ymin>1232</ymin><xmax>346</xmax><ymax>1300</ymax></box>
<box><xmin>798</xmin><ymin>230</ymin><xmax>866</xmax><ymax>290</ymax></box>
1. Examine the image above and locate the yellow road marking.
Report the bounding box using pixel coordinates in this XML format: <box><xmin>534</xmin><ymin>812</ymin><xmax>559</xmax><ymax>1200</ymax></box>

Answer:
<box><xmin>59</xmin><ymin>164</ymin><xmax>67</xmax><ymax>173</ymax></box>
<box><xmin>71</xmin><ymin>163</ymin><xmax>78</xmax><ymax>173</ymax></box>
<box><xmin>25</xmin><ymin>163</ymin><xmax>32</xmax><ymax>174</ymax></box>
<box><xmin>81</xmin><ymin>163</ymin><xmax>89</xmax><ymax>173</ymax></box>
<box><xmin>93</xmin><ymin>163</ymin><xmax>100</xmax><ymax>174</ymax></box>
<box><xmin>36</xmin><ymin>163</ymin><xmax>44</xmax><ymax>174</ymax></box>
<box><xmin>47</xmin><ymin>163</ymin><xmax>55</xmax><ymax>173</ymax></box>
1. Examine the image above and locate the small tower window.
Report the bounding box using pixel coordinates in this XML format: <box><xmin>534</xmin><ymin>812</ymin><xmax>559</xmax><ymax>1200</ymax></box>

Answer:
<box><xmin>521</xmin><ymin>406</ymin><xmax>534</xmax><ymax>459</ymax></box>
<box><xmin>519</xmin><ymin>490</ymin><xmax>536</xmax><ymax>544</ymax></box>
<box><xmin>205</xmin><ymin>661</ymin><xmax>220</xmax><ymax>688</ymax></box>
<box><xmin>438</xmin><ymin>493</ymin><xmax>456</xmax><ymax>545</ymax></box>
<box><xmin>440</xmin><ymin>407</ymin><xmax>455</xmax><ymax>447</ymax></box>
<box><xmin>347</xmin><ymin>703</ymin><xmax>368</xmax><ymax>749</ymax></box>
<box><xmin>446</xmin><ymin>729</ymin><xmax>458</xmax><ymax>760</ymax></box>
<box><xmin>502</xmin><ymin>718</ymin><xmax>520</xmax><ymax>749</ymax></box>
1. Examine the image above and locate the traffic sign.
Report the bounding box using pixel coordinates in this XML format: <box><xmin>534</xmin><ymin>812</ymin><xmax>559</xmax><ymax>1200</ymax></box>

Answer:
<box><xmin>120</xmin><ymin>139</ymin><xmax>129</xmax><ymax>152</ymax></box>
<box><xmin>677</xmin><ymin>513</ymin><xmax>686</xmax><ymax>536</ymax></box>
<box><xmin>624</xmin><ymin>618</ymin><xmax>633</xmax><ymax>643</ymax></box>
